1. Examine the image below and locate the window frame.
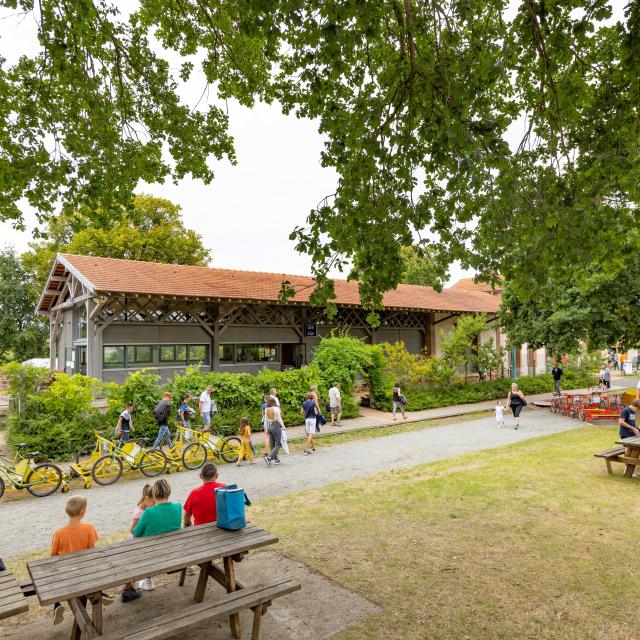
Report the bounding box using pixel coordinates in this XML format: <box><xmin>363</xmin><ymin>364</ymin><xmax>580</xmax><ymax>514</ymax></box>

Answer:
<box><xmin>103</xmin><ymin>346</ymin><xmax>125</xmax><ymax>367</ymax></box>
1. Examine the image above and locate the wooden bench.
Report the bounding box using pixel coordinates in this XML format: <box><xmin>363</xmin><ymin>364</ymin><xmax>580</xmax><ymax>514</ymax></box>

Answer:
<box><xmin>101</xmin><ymin>576</ymin><xmax>300</xmax><ymax>640</ymax></box>
<box><xmin>0</xmin><ymin>571</ymin><xmax>29</xmax><ymax>620</ymax></box>
<box><xmin>595</xmin><ymin>447</ymin><xmax>626</xmax><ymax>474</ymax></box>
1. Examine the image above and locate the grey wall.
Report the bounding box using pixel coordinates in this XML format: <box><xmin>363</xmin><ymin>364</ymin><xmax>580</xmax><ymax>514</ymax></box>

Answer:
<box><xmin>218</xmin><ymin>326</ymin><xmax>300</xmax><ymax>343</ymax></box>
<box><xmin>103</xmin><ymin>324</ymin><xmax>210</xmax><ymax>344</ymax></box>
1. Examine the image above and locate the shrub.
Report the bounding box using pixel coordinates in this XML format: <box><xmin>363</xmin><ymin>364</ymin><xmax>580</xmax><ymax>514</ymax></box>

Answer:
<box><xmin>376</xmin><ymin>369</ymin><xmax>596</xmax><ymax>411</ymax></box>
<box><xmin>5</xmin><ymin>368</ymin><xmax>105</xmax><ymax>460</ymax></box>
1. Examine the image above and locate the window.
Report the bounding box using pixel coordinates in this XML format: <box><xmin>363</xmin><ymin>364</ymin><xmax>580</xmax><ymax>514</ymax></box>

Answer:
<box><xmin>159</xmin><ymin>345</ymin><xmax>187</xmax><ymax>364</ymax></box>
<box><xmin>103</xmin><ymin>346</ymin><xmax>124</xmax><ymax>367</ymax></box>
<box><xmin>75</xmin><ymin>308</ymin><xmax>87</xmax><ymax>340</ymax></box>
<box><xmin>235</xmin><ymin>344</ymin><xmax>278</xmax><ymax>363</ymax></box>
<box><xmin>188</xmin><ymin>345</ymin><xmax>207</xmax><ymax>363</ymax></box>
<box><xmin>159</xmin><ymin>346</ymin><xmax>176</xmax><ymax>362</ymax></box>
<box><xmin>127</xmin><ymin>345</ymin><xmax>153</xmax><ymax>364</ymax></box>
<box><xmin>219</xmin><ymin>344</ymin><xmax>234</xmax><ymax>363</ymax></box>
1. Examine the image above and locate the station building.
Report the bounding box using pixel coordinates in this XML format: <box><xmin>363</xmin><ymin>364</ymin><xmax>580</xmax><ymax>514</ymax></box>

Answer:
<box><xmin>36</xmin><ymin>254</ymin><xmax>532</xmax><ymax>384</ymax></box>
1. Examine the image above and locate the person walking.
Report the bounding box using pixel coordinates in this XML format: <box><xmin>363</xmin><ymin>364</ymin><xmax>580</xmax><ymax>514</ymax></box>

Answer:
<box><xmin>551</xmin><ymin>363</ymin><xmax>563</xmax><ymax>396</ymax></box>
<box><xmin>328</xmin><ymin>382</ymin><xmax>342</xmax><ymax>426</ymax></box>
<box><xmin>301</xmin><ymin>392</ymin><xmax>318</xmax><ymax>456</ymax></box>
<box><xmin>310</xmin><ymin>384</ymin><xmax>326</xmax><ymax>431</ymax></box>
<box><xmin>603</xmin><ymin>365</ymin><xmax>611</xmax><ymax>389</ymax></box>
<box><xmin>269</xmin><ymin>387</ymin><xmax>280</xmax><ymax>407</ymax></box>
<box><xmin>392</xmin><ymin>382</ymin><xmax>407</xmax><ymax>420</ymax></box>
<box><xmin>506</xmin><ymin>383</ymin><xmax>527</xmax><ymax>430</ymax></box>
<box><xmin>264</xmin><ymin>397</ymin><xmax>285</xmax><ymax>466</ymax></box>
<box><xmin>152</xmin><ymin>392</ymin><xmax>173</xmax><ymax>449</ymax></box>
<box><xmin>236</xmin><ymin>418</ymin><xmax>256</xmax><ymax>466</ymax></box>
<box><xmin>598</xmin><ymin>365</ymin><xmax>606</xmax><ymax>388</ymax></box>
<box><xmin>115</xmin><ymin>402</ymin><xmax>135</xmax><ymax>443</ymax></box>
<box><xmin>198</xmin><ymin>385</ymin><xmax>217</xmax><ymax>431</ymax></box>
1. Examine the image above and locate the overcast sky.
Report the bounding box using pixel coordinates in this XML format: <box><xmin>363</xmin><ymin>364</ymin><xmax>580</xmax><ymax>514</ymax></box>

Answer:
<box><xmin>0</xmin><ymin>1</ymin><xmax>626</xmax><ymax>284</ymax></box>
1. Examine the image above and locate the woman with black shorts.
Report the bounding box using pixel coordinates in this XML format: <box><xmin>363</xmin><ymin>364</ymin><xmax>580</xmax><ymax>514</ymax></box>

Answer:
<box><xmin>506</xmin><ymin>383</ymin><xmax>526</xmax><ymax>430</ymax></box>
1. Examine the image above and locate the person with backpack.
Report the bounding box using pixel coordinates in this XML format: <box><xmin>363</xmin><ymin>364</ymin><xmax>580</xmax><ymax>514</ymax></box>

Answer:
<box><xmin>152</xmin><ymin>392</ymin><xmax>173</xmax><ymax>448</ymax></box>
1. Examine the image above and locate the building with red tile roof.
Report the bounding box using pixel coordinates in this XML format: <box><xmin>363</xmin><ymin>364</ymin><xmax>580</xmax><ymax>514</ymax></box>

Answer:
<box><xmin>38</xmin><ymin>254</ymin><xmax>510</xmax><ymax>382</ymax></box>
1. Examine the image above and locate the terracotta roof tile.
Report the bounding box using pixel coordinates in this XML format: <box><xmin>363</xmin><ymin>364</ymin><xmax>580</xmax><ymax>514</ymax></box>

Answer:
<box><xmin>53</xmin><ymin>254</ymin><xmax>500</xmax><ymax>314</ymax></box>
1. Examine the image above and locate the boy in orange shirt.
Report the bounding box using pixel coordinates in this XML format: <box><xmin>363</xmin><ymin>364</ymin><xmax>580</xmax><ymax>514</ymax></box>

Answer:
<box><xmin>51</xmin><ymin>496</ymin><xmax>110</xmax><ymax>625</ymax></box>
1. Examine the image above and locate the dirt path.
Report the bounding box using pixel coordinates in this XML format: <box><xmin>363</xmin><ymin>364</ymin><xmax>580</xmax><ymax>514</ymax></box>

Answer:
<box><xmin>0</xmin><ymin>407</ymin><xmax>582</xmax><ymax>558</ymax></box>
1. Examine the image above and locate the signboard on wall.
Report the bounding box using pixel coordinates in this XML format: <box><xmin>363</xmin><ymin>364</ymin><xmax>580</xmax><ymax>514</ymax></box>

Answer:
<box><xmin>304</xmin><ymin>323</ymin><xmax>317</xmax><ymax>337</ymax></box>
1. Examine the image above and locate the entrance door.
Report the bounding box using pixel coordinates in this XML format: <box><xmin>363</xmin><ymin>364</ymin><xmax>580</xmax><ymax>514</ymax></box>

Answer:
<box><xmin>75</xmin><ymin>346</ymin><xmax>87</xmax><ymax>375</ymax></box>
<box><xmin>281</xmin><ymin>344</ymin><xmax>295</xmax><ymax>369</ymax></box>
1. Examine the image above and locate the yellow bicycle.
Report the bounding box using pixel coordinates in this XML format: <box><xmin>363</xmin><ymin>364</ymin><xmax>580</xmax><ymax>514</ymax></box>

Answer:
<box><xmin>0</xmin><ymin>444</ymin><xmax>68</xmax><ymax>498</ymax></box>
<box><xmin>182</xmin><ymin>428</ymin><xmax>241</xmax><ymax>466</ymax></box>
<box><xmin>89</xmin><ymin>433</ymin><xmax>168</xmax><ymax>486</ymax></box>
<box><xmin>157</xmin><ymin>424</ymin><xmax>208</xmax><ymax>471</ymax></box>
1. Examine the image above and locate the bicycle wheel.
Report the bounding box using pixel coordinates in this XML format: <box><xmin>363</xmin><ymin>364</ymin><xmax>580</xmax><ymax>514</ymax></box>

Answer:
<box><xmin>182</xmin><ymin>443</ymin><xmax>207</xmax><ymax>470</ymax></box>
<box><xmin>220</xmin><ymin>437</ymin><xmax>241</xmax><ymax>463</ymax></box>
<box><xmin>139</xmin><ymin>449</ymin><xmax>167</xmax><ymax>477</ymax></box>
<box><xmin>26</xmin><ymin>463</ymin><xmax>62</xmax><ymax>497</ymax></box>
<box><xmin>0</xmin><ymin>476</ymin><xmax>4</xmax><ymax>499</ymax></box>
<box><xmin>75</xmin><ymin>443</ymin><xmax>96</xmax><ymax>465</ymax></box>
<box><xmin>92</xmin><ymin>455</ymin><xmax>123</xmax><ymax>486</ymax></box>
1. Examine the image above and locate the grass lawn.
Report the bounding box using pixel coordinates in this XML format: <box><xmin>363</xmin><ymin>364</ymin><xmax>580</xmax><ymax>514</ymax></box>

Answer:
<box><xmin>250</xmin><ymin>424</ymin><xmax>639</xmax><ymax>640</ymax></box>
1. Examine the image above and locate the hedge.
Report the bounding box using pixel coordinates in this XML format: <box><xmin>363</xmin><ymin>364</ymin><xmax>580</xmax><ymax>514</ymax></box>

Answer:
<box><xmin>4</xmin><ymin>336</ymin><xmax>383</xmax><ymax>460</ymax></box>
<box><xmin>376</xmin><ymin>369</ymin><xmax>596</xmax><ymax>411</ymax></box>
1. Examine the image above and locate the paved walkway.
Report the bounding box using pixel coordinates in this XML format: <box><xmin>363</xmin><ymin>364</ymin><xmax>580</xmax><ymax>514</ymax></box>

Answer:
<box><xmin>282</xmin><ymin>386</ymin><xmax>607</xmax><ymax>441</ymax></box>
<box><xmin>0</xmin><ymin>404</ymin><xmax>584</xmax><ymax>558</ymax></box>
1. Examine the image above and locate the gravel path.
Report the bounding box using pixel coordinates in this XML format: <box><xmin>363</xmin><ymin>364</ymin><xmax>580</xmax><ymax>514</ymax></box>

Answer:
<box><xmin>1</xmin><ymin>407</ymin><xmax>581</xmax><ymax>557</ymax></box>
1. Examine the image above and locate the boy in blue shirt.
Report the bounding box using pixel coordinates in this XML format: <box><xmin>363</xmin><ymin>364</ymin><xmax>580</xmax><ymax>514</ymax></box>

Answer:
<box><xmin>178</xmin><ymin>393</ymin><xmax>194</xmax><ymax>428</ymax></box>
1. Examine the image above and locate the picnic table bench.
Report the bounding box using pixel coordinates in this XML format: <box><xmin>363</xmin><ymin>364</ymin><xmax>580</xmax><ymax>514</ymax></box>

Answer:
<box><xmin>0</xmin><ymin>570</ymin><xmax>29</xmax><ymax>620</ymax></box>
<box><xmin>28</xmin><ymin>523</ymin><xmax>298</xmax><ymax>640</ymax></box>
<box><xmin>595</xmin><ymin>437</ymin><xmax>640</xmax><ymax>477</ymax></box>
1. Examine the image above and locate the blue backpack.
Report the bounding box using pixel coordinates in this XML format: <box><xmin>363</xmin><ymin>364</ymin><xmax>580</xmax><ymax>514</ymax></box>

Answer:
<box><xmin>216</xmin><ymin>485</ymin><xmax>251</xmax><ymax>530</ymax></box>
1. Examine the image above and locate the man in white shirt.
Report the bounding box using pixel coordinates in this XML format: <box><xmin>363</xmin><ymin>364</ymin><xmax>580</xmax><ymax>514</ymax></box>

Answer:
<box><xmin>199</xmin><ymin>385</ymin><xmax>217</xmax><ymax>431</ymax></box>
<box><xmin>328</xmin><ymin>382</ymin><xmax>342</xmax><ymax>426</ymax></box>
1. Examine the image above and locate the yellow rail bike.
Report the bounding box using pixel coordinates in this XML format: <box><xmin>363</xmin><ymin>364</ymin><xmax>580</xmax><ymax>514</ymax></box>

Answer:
<box><xmin>81</xmin><ymin>432</ymin><xmax>168</xmax><ymax>486</ymax></box>
<box><xmin>156</xmin><ymin>424</ymin><xmax>208</xmax><ymax>471</ymax></box>
<box><xmin>182</xmin><ymin>427</ymin><xmax>242</xmax><ymax>466</ymax></box>
<box><xmin>0</xmin><ymin>444</ymin><xmax>68</xmax><ymax>498</ymax></box>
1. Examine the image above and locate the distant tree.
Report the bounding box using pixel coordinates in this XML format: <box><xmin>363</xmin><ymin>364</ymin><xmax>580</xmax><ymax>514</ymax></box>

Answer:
<box><xmin>0</xmin><ymin>248</ymin><xmax>48</xmax><ymax>362</ymax></box>
<box><xmin>398</xmin><ymin>246</ymin><xmax>447</xmax><ymax>288</ymax></box>
<box><xmin>23</xmin><ymin>194</ymin><xmax>211</xmax><ymax>287</ymax></box>
<box><xmin>500</xmin><ymin>246</ymin><xmax>640</xmax><ymax>356</ymax></box>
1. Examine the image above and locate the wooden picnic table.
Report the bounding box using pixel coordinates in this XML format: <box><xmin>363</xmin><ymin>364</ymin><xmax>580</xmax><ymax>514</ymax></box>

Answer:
<box><xmin>27</xmin><ymin>523</ymin><xmax>278</xmax><ymax>640</ymax></box>
<box><xmin>615</xmin><ymin>436</ymin><xmax>640</xmax><ymax>477</ymax></box>
<box><xmin>0</xmin><ymin>570</ymin><xmax>29</xmax><ymax>620</ymax></box>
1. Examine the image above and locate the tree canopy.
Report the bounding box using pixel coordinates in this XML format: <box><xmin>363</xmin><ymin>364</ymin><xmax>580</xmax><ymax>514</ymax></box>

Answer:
<box><xmin>1</xmin><ymin>1</ymin><xmax>639</xmax><ymax>311</ymax></box>
<box><xmin>398</xmin><ymin>246</ymin><xmax>447</xmax><ymax>288</ymax></box>
<box><xmin>23</xmin><ymin>194</ymin><xmax>211</xmax><ymax>286</ymax></box>
<box><xmin>0</xmin><ymin>247</ymin><xmax>48</xmax><ymax>362</ymax></box>
<box><xmin>499</xmin><ymin>236</ymin><xmax>640</xmax><ymax>355</ymax></box>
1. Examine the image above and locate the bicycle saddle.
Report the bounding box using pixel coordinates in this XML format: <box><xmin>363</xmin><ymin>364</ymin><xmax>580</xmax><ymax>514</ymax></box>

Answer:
<box><xmin>16</xmin><ymin>443</ymin><xmax>28</xmax><ymax>448</ymax></box>
<box><xmin>137</xmin><ymin>438</ymin><xmax>151</xmax><ymax>444</ymax></box>
<box><xmin>25</xmin><ymin>451</ymin><xmax>42</xmax><ymax>459</ymax></box>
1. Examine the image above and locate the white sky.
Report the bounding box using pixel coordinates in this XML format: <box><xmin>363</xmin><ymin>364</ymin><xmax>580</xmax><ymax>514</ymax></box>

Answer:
<box><xmin>0</xmin><ymin>1</ymin><xmax>627</xmax><ymax>285</ymax></box>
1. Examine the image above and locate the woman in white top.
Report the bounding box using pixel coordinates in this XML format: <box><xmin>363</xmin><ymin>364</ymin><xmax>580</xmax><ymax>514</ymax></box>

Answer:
<box><xmin>264</xmin><ymin>397</ymin><xmax>286</xmax><ymax>466</ymax></box>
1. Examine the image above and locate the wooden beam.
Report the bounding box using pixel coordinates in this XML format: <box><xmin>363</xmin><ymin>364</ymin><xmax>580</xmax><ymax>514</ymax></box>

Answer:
<box><xmin>49</xmin><ymin>293</ymin><xmax>93</xmax><ymax>313</ymax></box>
<box><xmin>432</xmin><ymin>313</ymin><xmax>458</xmax><ymax>326</ymax></box>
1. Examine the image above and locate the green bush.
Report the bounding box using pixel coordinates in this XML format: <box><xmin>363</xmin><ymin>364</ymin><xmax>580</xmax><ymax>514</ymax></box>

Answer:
<box><xmin>376</xmin><ymin>369</ymin><xmax>596</xmax><ymax>411</ymax></box>
<box><xmin>5</xmin><ymin>369</ymin><xmax>106</xmax><ymax>460</ymax></box>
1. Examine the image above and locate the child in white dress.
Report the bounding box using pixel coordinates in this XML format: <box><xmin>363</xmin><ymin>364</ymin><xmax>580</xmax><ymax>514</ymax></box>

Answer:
<box><xmin>495</xmin><ymin>400</ymin><xmax>504</xmax><ymax>428</ymax></box>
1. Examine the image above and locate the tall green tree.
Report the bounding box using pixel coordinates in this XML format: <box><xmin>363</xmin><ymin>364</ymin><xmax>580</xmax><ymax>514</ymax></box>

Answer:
<box><xmin>1</xmin><ymin>1</ymin><xmax>639</xmax><ymax>311</ymax></box>
<box><xmin>23</xmin><ymin>194</ymin><xmax>211</xmax><ymax>286</ymax></box>
<box><xmin>0</xmin><ymin>248</ymin><xmax>49</xmax><ymax>362</ymax></box>
<box><xmin>500</xmin><ymin>244</ymin><xmax>640</xmax><ymax>356</ymax></box>
<box><xmin>399</xmin><ymin>246</ymin><xmax>447</xmax><ymax>288</ymax></box>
